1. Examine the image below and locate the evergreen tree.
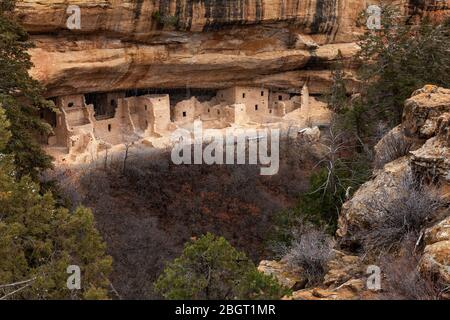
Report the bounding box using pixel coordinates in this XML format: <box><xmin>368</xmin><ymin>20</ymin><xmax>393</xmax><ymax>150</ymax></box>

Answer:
<box><xmin>328</xmin><ymin>50</ymin><xmax>348</xmax><ymax>114</ymax></box>
<box><xmin>0</xmin><ymin>0</ymin><xmax>53</xmax><ymax>179</ymax></box>
<box><xmin>154</xmin><ymin>233</ymin><xmax>289</xmax><ymax>300</ymax></box>
<box><xmin>356</xmin><ymin>5</ymin><xmax>450</xmax><ymax>127</ymax></box>
<box><xmin>0</xmin><ymin>106</ymin><xmax>112</xmax><ymax>300</ymax></box>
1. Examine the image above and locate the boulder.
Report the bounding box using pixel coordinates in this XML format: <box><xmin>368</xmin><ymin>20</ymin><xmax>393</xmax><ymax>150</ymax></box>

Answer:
<box><xmin>403</xmin><ymin>86</ymin><xmax>450</xmax><ymax>140</ymax></box>
<box><xmin>419</xmin><ymin>217</ymin><xmax>450</xmax><ymax>284</ymax></box>
<box><xmin>323</xmin><ymin>250</ymin><xmax>365</xmax><ymax>288</ymax></box>
<box><xmin>258</xmin><ymin>260</ymin><xmax>307</xmax><ymax>291</ymax></box>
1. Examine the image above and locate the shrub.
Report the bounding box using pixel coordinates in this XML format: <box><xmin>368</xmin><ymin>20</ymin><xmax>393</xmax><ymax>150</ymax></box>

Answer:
<box><xmin>0</xmin><ymin>1</ymin><xmax>54</xmax><ymax>179</ymax></box>
<box><xmin>356</xmin><ymin>5</ymin><xmax>450</xmax><ymax>127</ymax></box>
<box><xmin>378</xmin><ymin>239</ymin><xmax>444</xmax><ymax>300</ymax></box>
<box><xmin>283</xmin><ymin>225</ymin><xmax>335</xmax><ymax>286</ymax></box>
<box><xmin>154</xmin><ymin>233</ymin><xmax>289</xmax><ymax>300</ymax></box>
<box><xmin>356</xmin><ymin>171</ymin><xmax>442</xmax><ymax>253</ymax></box>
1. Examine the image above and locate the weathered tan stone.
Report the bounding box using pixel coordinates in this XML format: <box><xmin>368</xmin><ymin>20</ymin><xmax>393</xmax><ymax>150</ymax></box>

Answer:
<box><xmin>258</xmin><ymin>260</ymin><xmax>306</xmax><ymax>290</ymax></box>
<box><xmin>337</xmin><ymin>156</ymin><xmax>410</xmax><ymax>237</ymax></box>
<box><xmin>12</xmin><ymin>1</ymin><xmax>448</xmax><ymax>97</ymax></box>
<box><xmin>339</xmin><ymin>86</ymin><xmax>450</xmax><ymax>238</ymax></box>
<box><xmin>14</xmin><ymin>0</ymin><xmax>368</xmax><ymax>97</ymax></box>
<box><xmin>403</xmin><ymin>86</ymin><xmax>450</xmax><ymax>140</ymax></box>
<box><xmin>323</xmin><ymin>250</ymin><xmax>364</xmax><ymax>288</ymax></box>
<box><xmin>419</xmin><ymin>217</ymin><xmax>450</xmax><ymax>284</ymax></box>
<box><xmin>424</xmin><ymin>216</ymin><xmax>450</xmax><ymax>245</ymax></box>
<box><xmin>287</xmin><ymin>279</ymin><xmax>374</xmax><ymax>300</ymax></box>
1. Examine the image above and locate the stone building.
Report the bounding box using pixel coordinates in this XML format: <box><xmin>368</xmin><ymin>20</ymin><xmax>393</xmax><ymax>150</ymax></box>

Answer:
<box><xmin>217</xmin><ymin>86</ymin><xmax>270</xmax><ymax>122</ymax></box>
<box><xmin>269</xmin><ymin>91</ymin><xmax>298</xmax><ymax>116</ymax></box>
<box><xmin>42</xmin><ymin>84</ymin><xmax>330</xmax><ymax>163</ymax></box>
<box><xmin>43</xmin><ymin>93</ymin><xmax>171</xmax><ymax>161</ymax></box>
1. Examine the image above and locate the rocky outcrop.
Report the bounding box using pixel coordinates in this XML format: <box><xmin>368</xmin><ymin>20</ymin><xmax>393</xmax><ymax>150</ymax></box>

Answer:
<box><xmin>259</xmin><ymin>250</ymin><xmax>375</xmax><ymax>300</ymax></box>
<box><xmin>322</xmin><ymin>250</ymin><xmax>365</xmax><ymax>287</ymax></box>
<box><xmin>2</xmin><ymin>1</ymin><xmax>425</xmax><ymax>97</ymax></box>
<box><xmin>336</xmin><ymin>85</ymin><xmax>449</xmax><ymax>297</ymax></box>
<box><xmin>338</xmin><ymin>85</ymin><xmax>450</xmax><ymax>237</ymax></box>
<box><xmin>287</xmin><ymin>278</ymin><xmax>375</xmax><ymax>300</ymax></box>
<box><xmin>419</xmin><ymin>216</ymin><xmax>450</xmax><ymax>285</ymax></box>
<box><xmin>261</xmin><ymin>86</ymin><xmax>450</xmax><ymax>300</ymax></box>
<box><xmin>258</xmin><ymin>260</ymin><xmax>307</xmax><ymax>290</ymax></box>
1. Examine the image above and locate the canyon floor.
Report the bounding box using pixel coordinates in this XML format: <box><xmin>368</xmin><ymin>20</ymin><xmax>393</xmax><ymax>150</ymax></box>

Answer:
<box><xmin>46</xmin><ymin>135</ymin><xmax>322</xmax><ymax>298</ymax></box>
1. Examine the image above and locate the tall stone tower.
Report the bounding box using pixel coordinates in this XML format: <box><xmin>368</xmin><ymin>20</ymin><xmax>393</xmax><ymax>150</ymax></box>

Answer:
<box><xmin>301</xmin><ymin>82</ymin><xmax>310</xmax><ymax>116</ymax></box>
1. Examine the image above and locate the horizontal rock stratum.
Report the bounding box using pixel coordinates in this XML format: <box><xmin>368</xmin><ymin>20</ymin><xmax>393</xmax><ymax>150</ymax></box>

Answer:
<box><xmin>14</xmin><ymin>0</ymin><xmax>449</xmax><ymax>97</ymax></box>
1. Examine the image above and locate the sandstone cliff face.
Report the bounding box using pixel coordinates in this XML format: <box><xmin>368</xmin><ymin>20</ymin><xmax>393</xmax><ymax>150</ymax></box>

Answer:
<box><xmin>18</xmin><ymin>0</ymin><xmax>363</xmax><ymax>97</ymax></box>
<box><xmin>15</xmin><ymin>0</ymin><xmax>448</xmax><ymax>97</ymax></box>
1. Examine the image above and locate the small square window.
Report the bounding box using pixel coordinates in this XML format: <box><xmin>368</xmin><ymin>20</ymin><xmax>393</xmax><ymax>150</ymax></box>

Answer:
<box><xmin>255</xmin><ymin>105</ymin><xmax>258</xmax><ymax>111</ymax></box>
<box><xmin>261</xmin><ymin>91</ymin><xmax>264</xmax><ymax>96</ymax></box>
<box><xmin>278</xmin><ymin>95</ymin><xmax>283</xmax><ymax>101</ymax></box>
<box><xmin>68</xmin><ymin>102</ymin><xmax>74</xmax><ymax>108</ymax></box>
<box><xmin>182</xmin><ymin>111</ymin><xmax>187</xmax><ymax>117</ymax></box>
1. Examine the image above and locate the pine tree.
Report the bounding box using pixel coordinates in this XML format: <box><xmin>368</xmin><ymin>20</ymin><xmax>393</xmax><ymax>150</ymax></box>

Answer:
<box><xmin>154</xmin><ymin>233</ymin><xmax>289</xmax><ymax>300</ymax></box>
<box><xmin>0</xmin><ymin>0</ymin><xmax>53</xmax><ymax>179</ymax></box>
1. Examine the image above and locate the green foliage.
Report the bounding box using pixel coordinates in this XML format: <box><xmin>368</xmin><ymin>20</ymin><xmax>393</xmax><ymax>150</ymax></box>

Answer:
<box><xmin>271</xmin><ymin>4</ymin><xmax>448</xmax><ymax>259</ymax></box>
<box><xmin>328</xmin><ymin>50</ymin><xmax>348</xmax><ymax>114</ymax></box>
<box><xmin>356</xmin><ymin>4</ymin><xmax>450</xmax><ymax>128</ymax></box>
<box><xmin>297</xmin><ymin>167</ymin><xmax>347</xmax><ymax>229</ymax></box>
<box><xmin>0</xmin><ymin>107</ymin><xmax>112</xmax><ymax>300</ymax></box>
<box><xmin>268</xmin><ymin>153</ymin><xmax>370</xmax><ymax>251</ymax></box>
<box><xmin>154</xmin><ymin>233</ymin><xmax>289</xmax><ymax>300</ymax></box>
<box><xmin>0</xmin><ymin>107</ymin><xmax>11</xmax><ymax>149</ymax></box>
<box><xmin>0</xmin><ymin>0</ymin><xmax>15</xmax><ymax>13</ymax></box>
<box><xmin>301</xmin><ymin>157</ymin><xmax>369</xmax><ymax>226</ymax></box>
<box><xmin>152</xmin><ymin>10</ymin><xmax>179</xmax><ymax>28</ymax></box>
<box><xmin>0</xmin><ymin>1</ymin><xmax>54</xmax><ymax>179</ymax></box>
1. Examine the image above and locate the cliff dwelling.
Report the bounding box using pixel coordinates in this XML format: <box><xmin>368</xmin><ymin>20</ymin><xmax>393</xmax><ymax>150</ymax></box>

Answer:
<box><xmin>42</xmin><ymin>84</ymin><xmax>331</xmax><ymax>163</ymax></box>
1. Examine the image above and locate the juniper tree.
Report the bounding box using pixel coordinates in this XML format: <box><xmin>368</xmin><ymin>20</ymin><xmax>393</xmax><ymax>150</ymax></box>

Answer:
<box><xmin>356</xmin><ymin>4</ymin><xmax>450</xmax><ymax>128</ymax></box>
<box><xmin>0</xmin><ymin>106</ymin><xmax>113</xmax><ymax>299</ymax></box>
<box><xmin>154</xmin><ymin>233</ymin><xmax>288</xmax><ymax>300</ymax></box>
<box><xmin>328</xmin><ymin>50</ymin><xmax>348</xmax><ymax>114</ymax></box>
<box><xmin>0</xmin><ymin>0</ymin><xmax>54</xmax><ymax>179</ymax></box>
